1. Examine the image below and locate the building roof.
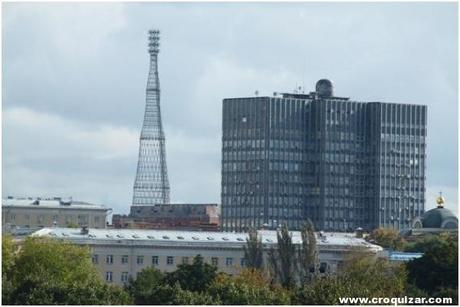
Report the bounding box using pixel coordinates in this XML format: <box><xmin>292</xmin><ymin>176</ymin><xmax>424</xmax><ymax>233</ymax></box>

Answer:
<box><xmin>388</xmin><ymin>251</ymin><xmax>423</xmax><ymax>262</ymax></box>
<box><xmin>2</xmin><ymin>197</ymin><xmax>109</xmax><ymax>211</ymax></box>
<box><xmin>421</xmin><ymin>207</ymin><xmax>458</xmax><ymax>229</ymax></box>
<box><xmin>32</xmin><ymin>227</ymin><xmax>382</xmax><ymax>252</ymax></box>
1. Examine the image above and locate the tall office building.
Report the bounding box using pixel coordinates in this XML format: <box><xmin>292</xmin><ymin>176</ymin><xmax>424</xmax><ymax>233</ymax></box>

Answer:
<box><xmin>133</xmin><ymin>30</ymin><xmax>170</xmax><ymax>206</ymax></box>
<box><xmin>221</xmin><ymin>80</ymin><xmax>427</xmax><ymax>232</ymax></box>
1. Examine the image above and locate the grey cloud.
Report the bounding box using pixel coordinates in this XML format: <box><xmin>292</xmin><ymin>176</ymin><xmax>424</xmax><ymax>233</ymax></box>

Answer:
<box><xmin>3</xmin><ymin>2</ymin><xmax>458</xmax><ymax>214</ymax></box>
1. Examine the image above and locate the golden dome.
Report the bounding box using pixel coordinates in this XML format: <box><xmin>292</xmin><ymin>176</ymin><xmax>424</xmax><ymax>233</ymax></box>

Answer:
<box><xmin>436</xmin><ymin>195</ymin><xmax>445</xmax><ymax>208</ymax></box>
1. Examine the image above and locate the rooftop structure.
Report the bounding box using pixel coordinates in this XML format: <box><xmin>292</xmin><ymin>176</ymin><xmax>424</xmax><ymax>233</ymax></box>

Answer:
<box><xmin>32</xmin><ymin>227</ymin><xmax>381</xmax><ymax>251</ymax></box>
<box><xmin>112</xmin><ymin>203</ymin><xmax>220</xmax><ymax>231</ymax></box>
<box><xmin>132</xmin><ymin>29</ymin><xmax>170</xmax><ymax>207</ymax></box>
<box><xmin>388</xmin><ymin>251</ymin><xmax>423</xmax><ymax>262</ymax></box>
<box><xmin>2</xmin><ymin>196</ymin><xmax>107</xmax><ymax>210</ymax></box>
<box><xmin>2</xmin><ymin>197</ymin><xmax>110</xmax><ymax>233</ymax></box>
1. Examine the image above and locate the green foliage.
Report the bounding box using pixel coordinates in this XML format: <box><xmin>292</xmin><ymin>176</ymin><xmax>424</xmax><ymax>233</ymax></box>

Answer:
<box><xmin>268</xmin><ymin>224</ymin><xmax>297</xmax><ymax>288</ymax></box>
<box><xmin>2</xmin><ymin>235</ymin><xmax>16</xmax><ymax>303</ymax></box>
<box><xmin>165</xmin><ymin>255</ymin><xmax>217</xmax><ymax>292</ymax></box>
<box><xmin>298</xmin><ymin>220</ymin><xmax>318</xmax><ymax>282</ymax></box>
<box><xmin>243</xmin><ymin>228</ymin><xmax>264</xmax><ymax>269</ymax></box>
<box><xmin>66</xmin><ymin>222</ymin><xmax>79</xmax><ymax>228</ymax></box>
<box><xmin>293</xmin><ymin>275</ymin><xmax>350</xmax><ymax>305</ymax></box>
<box><xmin>406</xmin><ymin>235</ymin><xmax>458</xmax><ymax>294</ymax></box>
<box><xmin>404</xmin><ymin>232</ymin><xmax>456</xmax><ymax>253</ymax></box>
<box><xmin>208</xmin><ymin>271</ymin><xmax>291</xmax><ymax>305</ymax></box>
<box><xmin>4</xmin><ymin>237</ymin><xmax>130</xmax><ymax>305</ymax></box>
<box><xmin>340</xmin><ymin>253</ymin><xmax>407</xmax><ymax>298</ymax></box>
<box><xmin>367</xmin><ymin>228</ymin><xmax>406</xmax><ymax>250</ymax></box>
<box><xmin>172</xmin><ymin>283</ymin><xmax>221</xmax><ymax>305</ymax></box>
<box><xmin>295</xmin><ymin>253</ymin><xmax>407</xmax><ymax>305</ymax></box>
<box><xmin>432</xmin><ymin>287</ymin><xmax>458</xmax><ymax>305</ymax></box>
<box><xmin>125</xmin><ymin>267</ymin><xmax>171</xmax><ymax>304</ymax></box>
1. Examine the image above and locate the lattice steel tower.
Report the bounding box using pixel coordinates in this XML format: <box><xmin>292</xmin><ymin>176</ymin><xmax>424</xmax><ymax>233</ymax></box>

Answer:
<box><xmin>132</xmin><ymin>29</ymin><xmax>170</xmax><ymax>206</ymax></box>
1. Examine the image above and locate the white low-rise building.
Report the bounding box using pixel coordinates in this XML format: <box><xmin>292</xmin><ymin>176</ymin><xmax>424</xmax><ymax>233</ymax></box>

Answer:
<box><xmin>32</xmin><ymin>227</ymin><xmax>383</xmax><ymax>285</ymax></box>
<box><xmin>2</xmin><ymin>197</ymin><xmax>111</xmax><ymax>233</ymax></box>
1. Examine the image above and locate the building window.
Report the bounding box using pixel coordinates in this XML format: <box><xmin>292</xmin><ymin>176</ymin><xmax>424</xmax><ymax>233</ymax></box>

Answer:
<box><xmin>92</xmin><ymin>254</ymin><xmax>98</xmax><ymax>264</ymax></box>
<box><xmin>106</xmin><ymin>271</ymin><xmax>113</xmax><ymax>282</ymax></box>
<box><xmin>137</xmin><ymin>256</ymin><xmax>144</xmax><ymax>265</ymax></box>
<box><xmin>319</xmin><ymin>262</ymin><xmax>328</xmax><ymax>273</ymax></box>
<box><xmin>211</xmin><ymin>257</ymin><xmax>219</xmax><ymax>266</ymax></box>
<box><xmin>152</xmin><ymin>256</ymin><xmax>159</xmax><ymax>266</ymax></box>
<box><xmin>167</xmin><ymin>256</ymin><xmax>174</xmax><ymax>265</ymax></box>
<box><xmin>106</xmin><ymin>255</ymin><xmax>113</xmax><ymax>264</ymax></box>
<box><xmin>182</xmin><ymin>257</ymin><xmax>189</xmax><ymax>264</ymax></box>
<box><xmin>94</xmin><ymin>216</ymin><xmax>100</xmax><ymax>224</ymax></box>
<box><xmin>121</xmin><ymin>272</ymin><xmax>129</xmax><ymax>283</ymax></box>
<box><xmin>226</xmin><ymin>258</ymin><xmax>233</xmax><ymax>266</ymax></box>
<box><xmin>122</xmin><ymin>255</ymin><xmax>129</xmax><ymax>264</ymax></box>
<box><xmin>240</xmin><ymin>258</ymin><xmax>246</xmax><ymax>267</ymax></box>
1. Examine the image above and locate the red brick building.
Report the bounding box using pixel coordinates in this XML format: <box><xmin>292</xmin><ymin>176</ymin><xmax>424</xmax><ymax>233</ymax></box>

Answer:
<box><xmin>112</xmin><ymin>203</ymin><xmax>220</xmax><ymax>231</ymax></box>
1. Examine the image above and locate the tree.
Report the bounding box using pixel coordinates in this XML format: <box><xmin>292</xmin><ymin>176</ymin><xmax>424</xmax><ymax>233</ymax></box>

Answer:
<box><xmin>125</xmin><ymin>267</ymin><xmax>171</xmax><ymax>305</ymax></box>
<box><xmin>243</xmin><ymin>228</ymin><xmax>264</xmax><ymax>269</ymax></box>
<box><xmin>172</xmin><ymin>283</ymin><xmax>221</xmax><ymax>305</ymax></box>
<box><xmin>268</xmin><ymin>224</ymin><xmax>297</xmax><ymax>288</ymax></box>
<box><xmin>6</xmin><ymin>237</ymin><xmax>131</xmax><ymax>305</ymax></box>
<box><xmin>165</xmin><ymin>254</ymin><xmax>217</xmax><ymax>292</ymax></box>
<box><xmin>295</xmin><ymin>252</ymin><xmax>407</xmax><ymax>305</ymax></box>
<box><xmin>406</xmin><ymin>236</ymin><xmax>457</xmax><ymax>296</ymax></box>
<box><xmin>367</xmin><ymin>228</ymin><xmax>405</xmax><ymax>250</ymax></box>
<box><xmin>298</xmin><ymin>219</ymin><xmax>318</xmax><ymax>282</ymax></box>
<box><xmin>2</xmin><ymin>235</ymin><xmax>16</xmax><ymax>303</ymax></box>
<box><xmin>207</xmin><ymin>270</ymin><xmax>291</xmax><ymax>305</ymax></box>
<box><xmin>404</xmin><ymin>232</ymin><xmax>456</xmax><ymax>253</ymax></box>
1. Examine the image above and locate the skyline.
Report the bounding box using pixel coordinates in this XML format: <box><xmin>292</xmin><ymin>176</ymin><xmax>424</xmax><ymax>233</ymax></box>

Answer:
<box><xmin>3</xmin><ymin>2</ymin><xmax>458</xmax><ymax>215</ymax></box>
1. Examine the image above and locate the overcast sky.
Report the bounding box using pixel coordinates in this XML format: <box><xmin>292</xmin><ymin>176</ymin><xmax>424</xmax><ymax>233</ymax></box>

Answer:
<box><xmin>3</xmin><ymin>2</ymin><xmax>458</xmax><ymax>215</ymax></box>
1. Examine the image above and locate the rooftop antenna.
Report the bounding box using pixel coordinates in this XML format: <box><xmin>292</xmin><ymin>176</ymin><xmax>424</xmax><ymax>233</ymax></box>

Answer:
<box><xmin>302</xmin><ymin>56</ymin><xmax>306</xmax><ymax>93</ymax></box>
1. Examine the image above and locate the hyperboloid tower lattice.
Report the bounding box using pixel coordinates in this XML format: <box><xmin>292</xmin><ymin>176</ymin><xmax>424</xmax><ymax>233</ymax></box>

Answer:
<box><xmin>132</xmin><ymin>29</ymin><xmax>170</xmax><ymax>206</ymax></box>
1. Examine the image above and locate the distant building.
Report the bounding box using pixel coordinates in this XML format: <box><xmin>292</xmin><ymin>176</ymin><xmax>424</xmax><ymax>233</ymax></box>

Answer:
<box><xmin>112</xmin><ymin>203</ymin><xmax>220</xmax><ymax>231</ymax></box>
<box><xmin>32</xmin><ymin>227</ymin><xmax>383</xmax><ymax>285</ymax></box>
<box><xmin>2</xmin><ymin>197</ymin><xmax>110</xmax><ymax>233</ymax></box>
<box><xmin>403</xmin><ymin>194</ymin><xmax>457</xmax><ymax>238</ymax></box>
<box><xmin>387</xmin><ymin>251</ymin><xmax>423</xmax><ymax>262</ymax></box>
<box><xmin>221</xmin><ymin>79</ymin><xmax>427</xmax><ymax>232</ymax></box>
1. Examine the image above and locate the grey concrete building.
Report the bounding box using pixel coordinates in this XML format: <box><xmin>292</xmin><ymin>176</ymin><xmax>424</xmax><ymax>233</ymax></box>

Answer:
<box><xmin>221</xmin><ymin>80</ymin><xmax>427</xmax><ymax>232</ymax></box>
<box><xmin>2</xmin><ymin>196</ymin><xmax>111</xmax><ymax>234</ymax></box>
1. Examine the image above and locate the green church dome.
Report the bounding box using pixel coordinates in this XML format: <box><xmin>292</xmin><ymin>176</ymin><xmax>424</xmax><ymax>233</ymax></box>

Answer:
<box><xmin>421</xmin><ymin>207</ymin><xmax>458</xmax><ymax>229</ymax></box>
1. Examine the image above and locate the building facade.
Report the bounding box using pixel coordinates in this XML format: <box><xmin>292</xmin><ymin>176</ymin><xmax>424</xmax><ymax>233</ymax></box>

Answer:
<box><xmin>112</xmin><ymin>203</ymin><xmax>220</xmax><ymax>231</ymax></box>
<box><xmin>221</xmin><ymin>80</ymin><xmax>427</xmax><ymax>232</ymax></box>
<box><xmin>2</xmin><ymin>197</ymin><xmax>110</xmax><ymax>232</ymax></box>
<box><xmin>32</xmin><ymin>227</ymin><xmax>382</xmax><ymax>286</ymax></box>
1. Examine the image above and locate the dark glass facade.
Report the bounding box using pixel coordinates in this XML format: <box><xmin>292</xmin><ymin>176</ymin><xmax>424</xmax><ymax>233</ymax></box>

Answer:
<box><xmin>221</xmin><ymin>87</ymin><xmax>427</xmax><ymax>232</ymax></box>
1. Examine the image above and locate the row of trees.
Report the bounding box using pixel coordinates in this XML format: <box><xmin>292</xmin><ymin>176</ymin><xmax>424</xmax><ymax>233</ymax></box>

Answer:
<box><xmin>2</xmin><ymin>224</ymin><xmax>457</xmax><ymax>305</ymax></box>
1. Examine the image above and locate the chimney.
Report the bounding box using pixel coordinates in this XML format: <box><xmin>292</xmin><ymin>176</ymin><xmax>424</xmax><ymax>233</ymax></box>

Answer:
<box><xmin>80</xmin><ymin>225</ymin><xmax>89</xmax><ymax>235</ymax></box>
<box><xmin>355</xmin><ymin>227</ymin><xmax>364</xmax><ymax>238</ymax></box>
